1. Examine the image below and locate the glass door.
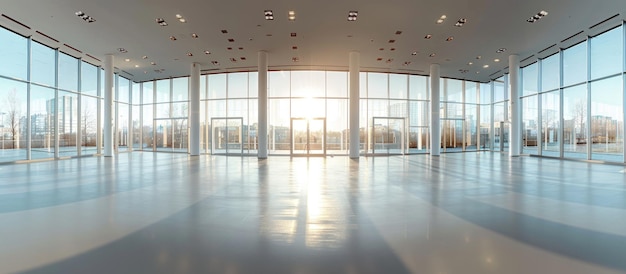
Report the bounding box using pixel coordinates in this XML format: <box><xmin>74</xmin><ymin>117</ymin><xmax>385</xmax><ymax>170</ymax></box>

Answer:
<box><xmin>441</xmin><ymin>118</ymin><xmax>464</xmax><ymax>152</ymax></box>
<box><xmin>290</xmin><ymin>118</ymin><xmax>326</xmax><ymax>156</ymax></box>
<box><xmin>211</xmin><ymin>117</ymin><xmax>244</xmax><ymax>155</ymax></box>
<box><xmin>372</xmin><ymin>117</ymin><xmax>406</xmax><ymax>155</ymax></box>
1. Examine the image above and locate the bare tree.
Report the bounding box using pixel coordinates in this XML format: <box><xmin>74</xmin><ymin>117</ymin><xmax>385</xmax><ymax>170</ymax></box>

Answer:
<box><xmin>571</xmin><ymin>100</ymin><xmax>586</xmax><ymax>141</ymax></box>
<box><xmin>3</xmin><ymin>89</ymin><xmax>22</xmax><ymax>149</ymax></box>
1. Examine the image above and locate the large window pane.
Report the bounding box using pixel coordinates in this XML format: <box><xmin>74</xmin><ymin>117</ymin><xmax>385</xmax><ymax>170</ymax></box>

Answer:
<box><xmin>541</xmin><ymin>54</ymin><xmax>560</xmax><ymax>91</ymax></box>
<box><xmin>494</xmin><ymin>77</ymin><xmax>505</xmax><ymax>102</ymax></box>
<box><xmin>327</xmin><ymin>71</ymin><xmax>347</xmax><ymax>98</ymax></box>
<box><xmin>591</xmin><ymin>76</ymin><xmax>623</xmax><ymax>161</ymax></box>
<box><xmin>522</xmin><ymin>63</ymin><xmax>538</xmax><ymax>96</ymax></box>
<box><xmin>522</xmin><ymin>95</ymin><xmax>539</xmax><ymax>154</ymax></box>
<box><xmin>143</xmin><ymin>82</ymin><xmax>153</xmax><ymax>104</ymax></box>
<box><xmin>132</xmin><ymin>105</ymin><xmax>140</xmax><ymax>149</ymax></box>
<box><xmin>117</xmin><ymin>76</ymin><xmax>130</xmax><ymax>103</ymax></box>
<box><xmin>389</xmin><ymin>74</ymin><xmax>407</xmax><ymax>99</ymax></box>
<box><xmin>480</xmin><ymin>83</ymin><xmax>491</xmax><ymax>104</ymax></box>
<box><xmin>116</xmin><ymin>103</ymin><xmax>129</xmax><ymax>151</ymax></box>
<box><xmin>81</xmin><ymin>95</ymin><xmax>98</xmax><ymax>154</ymax></box>
<box><xmin>31</xmin><ymin>42</ymin><xmax>56</xmax><ymax>86</ymax></box>
<box><xmin>563</xmin><ymin>84</ymin><xmax>587</xmax><ymax>159</ymax></box>
<box><xmin>291</xmin><ymin>71</ymin><xmax>325</xmax><ymax>98</ymax></box>
<box><xmin>142</xmin><ymin>104</ymin><xmax>153</xmax><ymax>150</ymax></box>
<box><xmin>172</xmin><ymin>77</ymin><xmax>188</xmax><ymax>101</ymax></box>
<box><xmin>248</xmin><ymin>72</ymin><xmax>258</xmax><ymax>98</ymax></box>
<box><xmin>542</xmin><ymin>91</ymin><xmax>560</xmax><ymax>156</ymax></box>
<box><xmin>0</xmin><ymin>78</ymin><xmax>27</xmax><ymax>161</ymax></box>
<box><xmin>132</xmin><ymin>82</ymin><xmax>140</xmax><ymax>105</ymax></box>
<box><xmin>228</xmin><ymin>73</ymin><xmax>248</xmax><ymax>98</ymax></box>
<box><xmin>465</xmin><ymin>82</ymin><xmax>478</xmax><ymax>104</ymax></box>
<box><xmin>445</xmin><ymin>79</ymin><xmax>463</xmax><ymax>102</ymax></box>
<box><xmin>58</xmin><ymin>52</ymin><xmax>78</xmax><ymax>91</ymax></box>
<box><xmin>155</xmin><ymin>79</ymin><xmax>170</xmax><ymax>103</ymax></box>
<box><xmin>0</xmin><ymin>28</ymin><xmax>27</xmax><ymax>80</ymax></box>
<box><xmin>57</xmin><ymin>91</ymin><xmax>78</xmax><ymax>156</ymax></box>
<box><xmin>409</xmin><ymin>75</ymin><xmax>428</xmax><ymax>100</ymax></box>
<box><xmin>268</xmin><ymin>99</ymin><xmax>289</xmax><ymax>153</ymax></box>
<box><xmin>81</xmin><ymin>62</ymin><xmax>98</xmax><ymax>96</ymax></box>
<box><xmin>269</xmin><ymin>71</ymin><xmax>289</xmax><ymax>98</ymax></box>
<box><xmin>563</xmin><ymin>42</ymin><xmax>587</xmax><ymax>87</ymax></box>
<box><xmin>465</xmin><ymin>104</ymin><xmax>478</xmax><ymax>151</ymax></box>
<box><xmin>326</xmin><ymin>99</ymin><xmax>348</xmax><ymax>155</ymax></box>
<box><xmin>591</xmin><ymin>26</ymin><xmax>623</xmax><ymax>80</ymax></box>
<box><xmin>367</xmin><ymin>73</ymin><xmax>388</xmax><ymax>98</ymax></box>
<box><xmin>30</xmin><ymin>85</ymin><xmax>56</xmax><ymax>159</ymax></box>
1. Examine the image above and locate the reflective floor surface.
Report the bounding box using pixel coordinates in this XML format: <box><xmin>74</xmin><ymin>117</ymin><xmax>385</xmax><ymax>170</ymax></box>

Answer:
<box><xmin>1</xmin><ymin>152</ymin><xmax>626</xmax><ymax>273</ymax></box>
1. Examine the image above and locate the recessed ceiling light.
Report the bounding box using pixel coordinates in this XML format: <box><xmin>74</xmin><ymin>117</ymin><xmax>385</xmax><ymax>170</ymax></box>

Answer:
<box><xmin>124</xmin><ymin>58</ymin><xmax>130</xmax><ymax>62</ymax></box>
<box><xmin>227</xmin><ymin>47</ymin><xmax>232</xmax><ymax>50</ymax></box>
<box><xmin>176</xmin><ymin>14</ymin><xmax>183</xmax><ymax>19</ymax></box>
<box><xmin>204</xmin><ymin>50</ymin><xmax>211</xmax><ymax>54</ymax></box>
<box><xmin>390</xmin><ymin>48</ymin><xmax>396</xmax><ymax>51</ymax></box>
<box><xmin>228</xmin><ymin>38</ymin><xmax>234</xmax><ymax>42</ymax></box>
<box><xmin>290</xmin><ymin>32</ymin><xmax>297</xmax><ymax>37</ymax></box>
<box><xmin>424</xmin><ymin>34</ymin><xmax>432</xmax><ymax>39</ymax></box>
<box><xmin>240</xmin><ymin>57</ymin><xmax>246</xmax><ymax>61</ymax></box>
<box><xmin>468</xmin><ymin>62</ymin><xmax>473</xmax><ymax>65</ymax></box>
<box><xmin>142</xmin><ymin>56</ymin><xmax>148</xmax><ymax>59</ymax></box>
<box><xmin>288</xmin><ymin>11</ymin><xmax>295</xmax><ymax>21</ymax></box>
<box><xmin>436</xmin><ymin>15</ymin><xmax>446</xmax><ymax>24</ymax></box>
<box><xmin>266</xmin><ymin>34</ymin><xmax>272</xmax><ymax>37</ymax></box>
<box><xmin>437</xmin><ymin>19</ymin><xmax>444</xmax><ymax>24</ymax></box>
<box><xmin>386</xmin><ymin>58</ymin><xmax>393</xmax><ymax>64</ymax></box>
<box><xmin>134</xmin><ymin>65</ymin><xmax>139</xmax><ymax>68</ymax></box>
<box><xmin>403</xmin><ymin>61</ymin><xmax>411</xmax><ymax>66</ymax></box>
<box><xmin>75</xmin><ymin>11</ymin><xmax>84</xmax><ymax>16</ymax></box>
<box><xmin>483</xmin><ymin>64</ymin><xmax>489</xmax><ymax>68</ymax></box>
<box><xmin>388</xmin><ymin>39</ymin><xmax>396</xmax><ymax>43</ymax></box>
<box><xmin>211</xmin><ymin>61</ymin><xmax>219</xmax><ymax>66</ymax></box>
<box><xmin>230</xmin><ymin>58</ymin><xmax>237</xmax><ymax>63</ymax></box>
<box><xmin>150</xmin><ymin>62</ymin><xmax>156</xmax><ymax>65</ymax></box>
<box><xmin>264</xmin><ymin>10</ymin><xmax>274</xmax><ymax>20</ymax></box>
<box><xmin>494</xmin><ymin>58</ymin><xmax>500</xmax><ymax>62</ymax></box>
<box><xmin>527</xmin><ymin>10</ymin><xmax>548</xmax><ymax>23</ymax></box>
<box><xmin>156</xmin><ymin>18</ymin><xmax>168</xmax><ymax>26</ymax></box>
<box><xmin>379</xmin><ymin>48</ymin><xmax>384</xmax><ymax>51</ymax></box>
<box><xmin>187</xmin><ymin>52</ymin><xmax>193</xmax><ymax>56</ymax></box>
<box><xmin>476</xmin><ymin>55</ymin><xmax>482</xmax><ymax>59</ymax></box>
<box><xmin>191</xmin><ymin>33</ymin><xmax>199</xmax><ymax>38</ymax></box>
<box><xmin>170</xmin><ymin>36</ymin><xmax>177</xmax><ymax>41</ymax></box>
<box><xmin>238</xmin><ymin>47</ymin><xmax>244</xmax><ymax>50</ymax></box>
<box><xmin>292</xmin><ymin>57</ymin><xmax>299</xmax><ymax>62</ymax></box>
<box><xmin>292</xmin><ymin>46</ymin><xmax>298</xmax><ymax>50</ymax></box>
<box><xmin>118</xmin><ymin>48</ymin><xmax>127</xmax><ymax>53</ymax></box>
<box><xmin>411</xmin><ymin>51</ymin><xmax>418</xmax><ymax>55</ymax></box>
<box><xmin>454</xmin><ymin>18</ymin><xmax>467</xmax><ymax>27</ymax></box>
<box><xmin>441</xmin><ymin>15</ymin><xmax>447</xmax><ymax>19</ymax></box>
<box><xmin>496</xmin><ymin>48</ymin><xmax>507</xmax><ymax>53</ymax></box>
<box><xmin>376</xmin><ymin>57</ymin><xmax>383</xmax><ymax>61</ymax></box>
<box><xmin>75</xmin><ymin>11</ymin><xmax>96</xmax><ymax>23</ymax></box>
<box><xmin>348</xmin><ymin>11</ymin><xmax>358</xmax><ymax>21</ymax></box>
<box><xmin>446</xmin><ymin>36</ymin><xmax>454</xmax><ymax>41</ymax></box>
<box><xmin>429</xmin><ymin>53</ymin><xmax>436</xmax><ymax>57</ymax></box>
<box><xmin>395</xmin><ymin>30</ymin><xmax>402</xmax><ymax>35</ymax></box>
<box><xmin>221</xmin><ymin>30</ymin><xmax>228</xmax><ymax>34</ymax></box>
<box><xmin>179</xmin><ymin>18</ymin><xmax>186</xmax><ymax>23</ymax></box>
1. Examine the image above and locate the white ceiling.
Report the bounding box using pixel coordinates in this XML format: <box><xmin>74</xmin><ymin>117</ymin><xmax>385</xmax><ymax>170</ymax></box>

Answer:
<box><xmin>0</xmin><ymin>0</ymin><xmax>624</xmax><ymax>83</ymax></box>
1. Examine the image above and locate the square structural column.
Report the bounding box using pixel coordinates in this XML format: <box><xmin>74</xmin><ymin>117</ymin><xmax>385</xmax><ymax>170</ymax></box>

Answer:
<box><xmin>349</xmin><ymin>51</ymin><xmax>360</xmax><ymax>159</ymax></box>
<box><xmin>258</xmin><ymin>51</ymin><xmax>268</xmax><ymax>159</ymax></box>
<box><xmin>189</xmin><ymin>63</ymin><xmax>201</xmax><ymax>156</ymax></box>
<box><xmin>430</xmin><ymin>64</ymin><xmax>441</xmax><ymax>156</ymax></box>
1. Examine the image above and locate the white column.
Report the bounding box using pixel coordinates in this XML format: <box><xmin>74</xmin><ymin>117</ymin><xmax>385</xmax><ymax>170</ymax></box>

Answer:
<box><xmin>258</xmin><ymin>51</ymin><xmax>268</xmax><ymax>159</ymax></box>
<box><xmin>509</xmin><ymin>55</ymin><xmax>521</xmax><ymax>156</ymax></box>
<box><xmin>430</xmin><ymin>64</ymin><xmax>441</xmax><ymax>156</ymax></box>
<box><xmin>189</xmin><ymin>63</ymin><xmax>201</xmax><ymax>156</ymax></box>
<box><xmin>349</xmin><ymin>52</ymin><xmax>360</xmax><ymax>159</ymax></box>
<box><xmin>104</xmin><ymin>54</ymin><xmax>114</xmax><ymax>157</ymax></box>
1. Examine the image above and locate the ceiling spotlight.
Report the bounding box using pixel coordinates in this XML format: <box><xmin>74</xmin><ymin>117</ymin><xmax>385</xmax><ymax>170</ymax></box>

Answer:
<box><xmin>424</xmin><ymin>34</ymin><xmax>432</xmax><ymax>39</ymax></box>
<box><xmin>429</xmin><ymin>53</ymin><xmax>436</xmax><ymax>57</ymax></box>
<box><xmin>156</xmin><ymin>18</ymin><xmax>168</xmax><ymax>26</ymax></box>
<box><xmin>134</xmin><ymin>65</ymin><xmax>139</xmax><ymax>68</ymax></box>
<box><xmin>124</xmin><ymin>58</ymin><xmax>130</xmax><ymax>62</ymax></box>
<box><xmin>494</xmin><ymin>58</ymin><xmax>500</xmax><ymax>62</ymax></box>
<box><xmin>386</xmin><ymin>58</ymin><xmax>394</xmax><ymax>64</ymax></box>
<box><xmin>348</xmin><ymin>11</ymin><xmax>358</xmax><ymax>21</ymax></box>
<box><xmin>468</xmin><ymin>62</ymin><xmax>473</xmax><ymax>65</ymax></box>
<box><xmin>150</xmin><ymin>62</ymin><xmax>156</xmax><ymax>65</ymax></box>
<box><xmin>191</xmin><ymin>33</ymin><xmax>199</xmax><ymax>38</ymax></box>
<box><xmin>176</xmin><ymin>14</ymin><xmax>183</xmax><ymax>19</ymax></box>
<box><xmin>187</xmin><ymin>52</ymin><xmax>193</xmax><ymax>56</ymax></box>
<box><xmin>411</xmin><ymin>51</ymin><xmax>418</xmax><ymax>55</ymax></box>
<box><xmin>290</xmin><ymin>32</ymin><xmax>297</xmax><ymax>37</ymax></box>
<box><xmin>211</xmin><ymin>61</ymin><xmax>220</xmax><ymax>66</ymax></box>
<box><xmin>437</xmin><ymin>19</ymin><xmax>444</xmax><ymax>24</ymax></box>
<box><xmin>178</xmin><ymin>18</ymin><xmax>186</xmax><ymax>23</ymax></box>
<box><xmin>483</xmin><ymin>64</ymin><xmax>489</xmax><ymax>68</ymax></box>
<box><xmin>118</xmin><ymin>48</ymin><xmax>127</xmax><ymax>53</ymax></box>
<box><xmin>170</xmin><ymin>36</ymin><xmax>177</xmax><ymax>41</ymax></box>
<box><xmin>265</xmin><ymin>10</ymin><xmax>274</xmax><ymax>20</ymax></box>
<box><xmin>403</xmin><ymin>61</ymin><xmax>411</xmax><ymax>66</ymax></box>
<box><xmin>204</xmin><ymin>50</ymin><xmax>211</xmax><ymax>54</ymax></box>
<box><xmin>75</xmin><ymin>11</ymin><xmax>84</xmax><ymax>16</ymax></box>
<box><xmin>230</xmin><ymin>58</ymin><xmax>237</xmax><ymax>63</ymax></box>
<box><xmin>292</xmin><ymin>57</ymin><xmax>300</xmax><ymax>62</ymax></box>
<box><xmin>527</xmin><ymin>10</ymin><xmax>548</xmax><ymax>23</ymax></box>
<box><xmin>496</xmin><ymin>48</ymin><xmax>507</xmax><ymax>53</ymax></box>
<box><xmin>476</xmin><ymin>55</ymin><xmax>482</xmax><ymax>59</ymax></box>
<box><xmin>142</xmin><ymin>56</ymin><xmax>148</xmax><ymax>59</ymax></box>
<box><xmin>436</xmin><ymin>15</ymin><xmax>447</xmax><ymax>24</ymax></box>
<box><xmin>454</xmin><ymin>18</ymin><xmax>467</xmax><ymax>27</ymax></box>
<box><xmin>446</xmin><ymin>36</ymin><xmax>454</xmax><ymax>41</ymax></box>
<box><xmin>288</xmin><ymin>11</ymin><xmax>295</xmax><ymax>21</ymax></box>
<box><xmin>75</xmin><ymin>11</ymin><xmax>96</xmax><ymax>23</ymax></box>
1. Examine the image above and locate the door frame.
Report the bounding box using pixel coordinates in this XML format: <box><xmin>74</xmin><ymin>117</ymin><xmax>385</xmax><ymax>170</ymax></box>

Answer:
<box><xmin>210</xmin><ymin>117</ymin><xmax>244</xmax><ymax>155</ymax></box>
<box><xmin>290</xmin><ymin>117</ymin><xmax>326</xmax><ymax>157</ymax></box>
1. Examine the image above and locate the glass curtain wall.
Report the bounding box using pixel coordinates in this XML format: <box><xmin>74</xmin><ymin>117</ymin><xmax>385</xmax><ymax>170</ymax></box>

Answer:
<box><xmin>0</xmin><ymin>26</ymin><xmax>105</xmax><ymax>163</ymax></box>
<box><xmin>517</xmin><ymin>24</ymin><xmax>625</xmax><ymax>162</ymax></box>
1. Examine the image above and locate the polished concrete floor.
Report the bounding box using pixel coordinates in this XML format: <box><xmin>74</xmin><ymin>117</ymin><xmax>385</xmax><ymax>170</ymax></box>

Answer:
<box><xmin>1</xmin><ymin>152</ymin><xmax>626</xmax><ymax>274</ymax></box>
